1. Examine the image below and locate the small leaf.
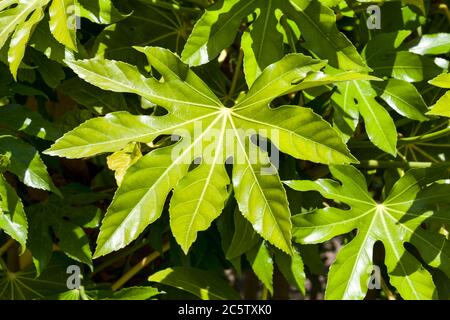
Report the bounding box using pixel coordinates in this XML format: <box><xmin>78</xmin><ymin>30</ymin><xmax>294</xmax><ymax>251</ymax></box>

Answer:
<box><xmin>0</xmin><ymin>174</ymin><xmax>27</xmax><ymax>251</ymax></box>
<box><xmin>49</xmin><ymin>0</ymin><xmax>78</xmax><ymax>51</ymax></box>
<box><xmin>274</xmin><ymin>248</ymin><xmax>305</xmax><ymax>294</ymax></box>
<box><xmin>0</xmin><ymin>135</ymin><xmax>59</xmax><ymax>194</ymax></box>
<box><xmin>246</xmin><ymin>241</ymin><xmax>274</xmax><ymax>294</ymax></box>
<box><xmin>149</xmin><ymin>267</ymin><xmax>240</xmax><ymax>300</ymax></box>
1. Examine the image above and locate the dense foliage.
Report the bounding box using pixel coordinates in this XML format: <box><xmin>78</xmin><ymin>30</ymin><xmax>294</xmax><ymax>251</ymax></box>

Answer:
<box><xmin>0</xmin><ymin>0</ymin><xmax>449</xmax><ymax>300</ymax></box>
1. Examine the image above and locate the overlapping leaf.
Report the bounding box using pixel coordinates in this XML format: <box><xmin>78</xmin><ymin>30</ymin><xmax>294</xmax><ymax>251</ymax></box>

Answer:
<box><xmin>182</xmin><ymin>0</ymin><xmax>368</xmax><ymax>86</ymax></box>
<box><xmin>149</xmin><ymin>267</ymin><xmax>240</xmax><ymax>300</ymax></box>
<box><xmin>332</xmin><ymin>31</ymin><xmax>436</xmax><ymax>155</ymax></box>
<box><xmin>0</xmin><ymin>0</ymin><xmax>123</xmax><ymax>77</ymax></box>
<box><xmin>0</xmin><ymin>135</ymin><xmax>59</xmax><ymax>194</ymax></box>
<box><xmin>427</xmin><ymin>73</ymin><xmax>450</xmax><ymax>118</ymax></box>
<box><xmin>26</xmin><ymin>184</ymin><xmax>104</xmax><ymax>275</ymax></box>
<box><xmin>286</xmin><ymin>165</ymin><xmax>450</xmax><ymax>300</ymax></box>
<box><xmin>0</xmin><ymin>173</ymin><xmax>27</xmax><ymax>250</ymax></box>
<box><xmin>45</xmin><ymin>47</ymin><xmax>365</xmax><ymax>257</ymax></box>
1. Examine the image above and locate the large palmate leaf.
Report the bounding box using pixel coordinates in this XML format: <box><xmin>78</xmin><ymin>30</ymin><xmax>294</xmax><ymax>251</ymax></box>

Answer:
<box><xmin>45</xmin><ymin>47</ymin><xmax>367</xmax><ymax>257</ymax></box>
<box><xmin>427</xmin><ymin>73</ymin><xmax>450</xmax><ymax>118</ymax></box>
<box><xmin>92</xmin><ymin>0</ymin><xmax>189</xmax><ymax>67</ymax></box>
<box><xmin>286</xmin><ymin>165</ymin><xmax>450</xmax><ymax>300</ymax></box>
<box><xmin>182</xmin><ymin>0</ymin><xmax>368</xmax><ymax>86</ymax></box>
<box><xmin>0</xmin><ymin>253</ymin><xmax>72</xmax><ymax>300</ymax></box>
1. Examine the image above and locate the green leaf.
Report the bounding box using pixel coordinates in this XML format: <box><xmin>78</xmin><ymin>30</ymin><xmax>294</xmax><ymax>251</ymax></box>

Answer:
<box><xmin>427</xmin><ymin>73</ymin><xmax>450</xmax><ymax>118</ymax></box>
<box><xmin>233</xmin><ymin>146</ymin><xmax>293</xmax><ymax>254</ymax></box>
<box><xmin>77</xmin><ymin>0</ymin><xmax>127</xmax><ymax>25</ymax></box>
<box><xmin>47</xmin><ymin>47</ymin><xmax>357</xmax><ymax>257</ymax></box>
<box><xmin>0</xmin><ymin>135</ymin><xmax>59</xmax><ymax>194</ymax></box>
<box><xmin>226</xmin><ymin>208</ymin><xmax>261</xmax><ymax>260</ymax></box>
<box><xmin>372</xmin><ymin>79</ymin><xmax>428</xmax><ymax>121</ymax></box>
<box><xmin>106</xmin><ymin>143</ymin><xmax>142</xmax><ymax>186</ymax></box>
<box><xmin>240</xmin><ymin>0</ymin><xmax>284</xmax><ymax>86</ymax></box>
<box><xmin>170</xmin><ymin>161</ymin><xmax>230</xmax><ymax>254</ymax></box>
<box><xmin>369</xmin><ymin>51</ymin><xmax>442</xmax><ymax>82</ymax></box>
<box><xmin>7</xmin><ymin>7</ymin><xmax>45</xmax><ymax>79</ymax></box>
<box><xmin>408</xmin><ymin>33</ymin><xmax>450</xmax><ymax>55</ymax></box>
<box><xmin>246</xmin><ymin>241</ymin><xmax>274</xmax><ymax>294</ymax></box>
<box><xmin>427</xmin><ymin>92</ymin><xmax>450</xmax><ymax>118</ymax></box>
<box><xmin>286</xmin><ymin>165</ymin><xmax>450</xmax><ymax>300</ymax></box>
<box><xmin>58</xmin><ymin>78</ymin><xmax>128</xmax><ymax>114</ymax></box>
<box><xmin>149</xmin><ymin>267</ymin><xmax>240</xmax><ymax>300</ymax></box>
<box><xmin>0</xmin><ymin>0</ymin><xmax>46</xmax><ymax>50</ymax></box>
<box><xmin>0</xmin><ymin>0</ymin><xmax>81</xmax><ymax>74</ymax></box>
<box><xmin>0</xmin><ymin>104</ymin><xmax>62</xmax><ymax>141</ymax></box>
<box><xmin>182</xmin><ymin>0</ymin><xmax>368</xmax><ymax>82</ymax></box>
<box><xmin>49</xmin><ymin>0</ymin><xmax>78</xmax><ymax>51</ymax></box>
<box><xmin>0</xmin><ymin>174</ymin><xmax>27</xmax><ymax>250</ymax></box>
<box><xmin>26</xmin><ymin>188</ymin><xmax>100</xmax><ymax>274</ymax></box>
<box><xmin>29</xmin><ymin>49</ymin><xmax>65</xmax><ymax>88</ymax></box>
<box><xmin>333</xmin><ymin>81</ymin><xmax>398</xmax><ymax>156</ymax></box>
<box><xmin>355</xmin><ymin>0</ymin><xmax>425</xmax><ymax>15</ymax></box>
<box><xmin>0</xmin><ymin>253</ymin><xmax>72</xmax><ymax>300</ymax></box>
<box><xmin>56</xmin><ymin>286</ymin><xmax>160</xmax><ymax>300</ymax></box>
<box><xmin>429</xmin><ymin>73</ymin><xmax>450</xmax><ymax>89</ymax></box>
<box><xmin>92</xmin><ymin>0</ymin><xmax>187</xmax><ymax>65</ymax></box>
<box><xmin>94</xmin><ymin>145</ymin><xmax>191</xmax><ymax>258</ymax></box>
<box><xmin>273</xmin><ymin>247</ymin><xmax>305</xmax><ymax>294</ymax></box>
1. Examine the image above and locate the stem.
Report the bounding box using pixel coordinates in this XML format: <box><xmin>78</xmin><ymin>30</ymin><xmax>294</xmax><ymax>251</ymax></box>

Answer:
<box><xmin>380</xmin><ymin>277</ymin><xmax>396</xmax><ymax>300</ymax></box>
<box><xmin>225</xmin><ymin>49</ymin><xmax>244</xmax><ymax>103</ymax></box>
<box><xmin>91</xmin><ymin>240</ymin><xmax>148</xmax><ymax>277</ymax></box>
<box><xmin>438</xmin><ymin>3</ymin><xmax>450</xmax><ymax>22</ymax></box>
<box><xmin>349</xmin><ymin>127</ymin><xmax>450</xmax><ymax>148</ymax></box>
<box><xmin>356</xmin><ymin>160</ymin><xmax>450</xmax><ymax>169</ymax></box>
<box><xmin>111</xmin><ymin>242</ymin><xmax>170</xmax><ymax>291</ymax></box>
<box><xmin>261</xmin><ymin>286</ymin><xmax>269</xmax><ymax>300</ymax></box>
<box><xmin>0</xmin><ymin>257</ymin><xmax>7</xmax><ymax>271</ymax></box>
<box><xmin>399</xmin><ymin>127</ymin><xmax>450</xmax><ymax>145</ymax></box>
<box><xmin>0</xmin><ymin>238</ymin><xmax>14</xmax><ymax>257</ymax></box>
<box><xmin>280</xmin><ymin>16</ymin><xmax>297</xmax><ymax>53</ymax></box>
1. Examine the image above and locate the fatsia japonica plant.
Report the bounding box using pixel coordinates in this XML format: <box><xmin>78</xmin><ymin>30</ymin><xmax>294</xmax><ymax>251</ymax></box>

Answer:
<box><xmin>0</xmin><ymin>0</ymin><xmax>449</xmax><ymax>301</ymax></box>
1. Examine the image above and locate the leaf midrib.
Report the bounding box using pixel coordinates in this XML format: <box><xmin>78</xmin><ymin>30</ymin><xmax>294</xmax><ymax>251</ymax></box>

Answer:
<box><xmin>228</xmin><ymin>113</ymin><xmax>291</xmax><ymax>252</ymax></box>
<box><xmin>183</xmin><ymin>115</ymin><xmax>228</xmax><ymax>249</ymax></box>
<box><xmin>231</xmin><ymin>110</ymin><xmax>350</xmax><ymax>159</ymax></box>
